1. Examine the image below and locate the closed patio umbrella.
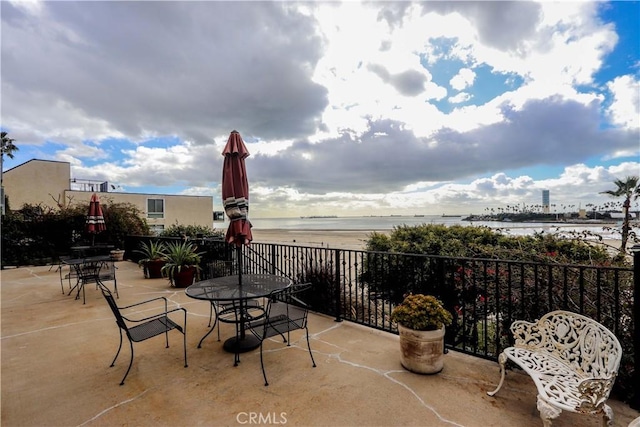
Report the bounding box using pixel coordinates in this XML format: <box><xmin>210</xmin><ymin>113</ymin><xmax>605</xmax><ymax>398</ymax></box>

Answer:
<box><xmin>86</xmin><ymin>193</ymin><xmax>106</xmax><ymax>245</ymax></box>
<box><xmin>221</xmin><ymin>130</ymin><xmax>256</xmax><ymax>353</ymax></box>
<box><xmin>221</xmin><ymin>130</ymin><xmax>252</xmax><ymax>281</ymax></box>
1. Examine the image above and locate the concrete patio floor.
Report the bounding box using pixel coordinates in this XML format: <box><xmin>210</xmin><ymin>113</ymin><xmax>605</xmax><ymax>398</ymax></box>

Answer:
<box><xmin>2</xmin><ymin>261</ymin><xmax>639</xmax><ymax>427</ymax></box>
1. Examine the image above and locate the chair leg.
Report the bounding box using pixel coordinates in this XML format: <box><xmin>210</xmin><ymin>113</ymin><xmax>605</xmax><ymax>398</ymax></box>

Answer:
<box><xmin>110</xmin><ymin>330</ymin><xmax>124</xmax><ymax>368</ymax></box>
<box><xmin>305</xmin><ymin>327</ymin><xmax>316</xmax><ymax>368</ymax></box>
<box><xmin>260</xmin><ymin>342</ymin><xmax>269</xmax><ymax>386</ymax></box>
<box><xmin>206</xmin><ymin>302</ymin><xmax>222</xmax><ymax>342</ymax></box>
<box><xmin>537</xmin><ymin>396</ymin><xmax>561</xmax><ymax>427</ymax></box>
<box><xmin>59</xmin><ymin>267</ymin><xmax>65</xmax><ymax>294</ymax></box>
<box><xmin>120</xmin><ymin>340</ymin><xmax>135</xmax><ymax>386</ymax></box>
<box><xmin>198</xmin><ymin>316</ymin><xmax>218</xmax><ymax>348</ymax></box>
<box><xmin>487</xmin><ymin>352</ymin><xmax>507</xmax><ymax>396</ymax></box>
<box><xmin>183</xmin><ymin>328</ymin><xmax>188</xmax><ymax>369</ymax></box>
<box><xmin>602</xmin><ymin>404</ymin><xmax>614</xmax><ymax>427</ymax></box>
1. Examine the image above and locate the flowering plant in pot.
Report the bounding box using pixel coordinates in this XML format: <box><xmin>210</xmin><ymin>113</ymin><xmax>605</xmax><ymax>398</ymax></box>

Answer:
<box><xmin>134</xmin><ymin>241</ymin><xmax>168</xmax><ymax>279</ymax></box>
<box><xmin>161</xmin><ymin>241</ymin><xmax>204</xmax><ymax>287</ymax></box>
<box><xmin>391</xmin><ymin>294</ymin><xmax>453</xmax><ymax>374</ymax></box>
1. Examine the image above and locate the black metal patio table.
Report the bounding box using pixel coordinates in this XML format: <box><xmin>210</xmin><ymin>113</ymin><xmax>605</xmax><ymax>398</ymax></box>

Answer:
<box><xmin>185</xmin><ymin>274</ymin><xmax>291</xmax><ymax>354</ymax></box>
<box><xmin>62</xmin><ymin>255</ymin><xmax>113</xmax><ymax>303</ymax></box>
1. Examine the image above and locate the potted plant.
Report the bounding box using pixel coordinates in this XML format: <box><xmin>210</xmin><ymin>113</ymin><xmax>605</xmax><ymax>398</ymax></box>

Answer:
<box><xmin>391</xmin><ymin>294</ymin><xmax>453</xmax><ymax>374</ymax></box>
<box><xmin>134</xmin><ymin>241</ymin><xmax>168</xmax><ymax>279</ymax></box>
<box><xmin>161</xmin><ymin>241</ymin><xmax>204</xmax><ymax>288</ymax></box>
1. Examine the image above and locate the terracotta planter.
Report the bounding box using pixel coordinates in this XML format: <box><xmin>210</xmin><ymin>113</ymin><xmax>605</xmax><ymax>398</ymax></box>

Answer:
<box><xmin>171</xmin><ymin>266</ymin><xmax>197</xmax><ymax>288</ymax></box>
<box><xmin>110</xmin><ymin>250</ymin><xmax>125</xmax><ymax>262</ymax></box>
<box><xmin>143</xmin><ymin>260</ymin><xmax>166</xmax><ymax>279</ymax></box>
<box><xmin>398</xmin><ymin>324</ymin><xmax>445</xmax><ymax>374</ymax></box>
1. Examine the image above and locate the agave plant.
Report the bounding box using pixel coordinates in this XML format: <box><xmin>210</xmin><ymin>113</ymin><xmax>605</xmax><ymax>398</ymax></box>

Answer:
<box><xmin>161</xmin><ymin>241</ymin><xmax>204</xmax><ymax>279</ymax></box>
<box><xmin>134</xmin><ymin>240</ymin><xmax>168</xmax><ymax>265</ymax></box>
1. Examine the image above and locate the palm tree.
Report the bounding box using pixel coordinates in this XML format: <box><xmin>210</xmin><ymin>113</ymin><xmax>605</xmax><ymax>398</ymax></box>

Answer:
<box><xmin>1</xmin><ymin>132</ymin><xmax>18</xmax><ymax>160</ymax></box>
<box><xmin>601</xmin><ymin>176</ymin><xmax>640</xmax><ymax>254</ymax></box>
<box><xmin>1</xmin><ymin>132</ymin><xmax>19</xmax><ymax>215</ymax></box>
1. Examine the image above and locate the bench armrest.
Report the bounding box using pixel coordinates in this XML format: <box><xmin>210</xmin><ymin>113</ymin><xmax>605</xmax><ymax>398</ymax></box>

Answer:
<box><xmin>575</xmin><ymin>376</ymin><xmax>616</xmax><ymax>413</ymax></box>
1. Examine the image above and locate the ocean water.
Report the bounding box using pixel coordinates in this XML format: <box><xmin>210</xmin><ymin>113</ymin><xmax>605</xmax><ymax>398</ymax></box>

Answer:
<box><xmin>213</xmin><ymin>215</ymin><xmax>622</xmax><ymax>240</ymax></box>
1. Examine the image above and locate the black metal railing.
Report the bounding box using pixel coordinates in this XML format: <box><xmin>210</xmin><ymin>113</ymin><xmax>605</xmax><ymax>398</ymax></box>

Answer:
<box><xmin>125</xmin><ymin>235</ymin><xmax>639</xmax><ymax>407</ymax></box>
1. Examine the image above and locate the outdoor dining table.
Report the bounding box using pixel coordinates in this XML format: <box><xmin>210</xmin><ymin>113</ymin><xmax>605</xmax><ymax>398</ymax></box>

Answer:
<box><xmin>185</xmin><ymin>274</ymin><xmax>292</xmax><ymax>353</ymax></box>
<box><xmin>62</xmin><ymin>255</ymin><xmax>113</xmax><ymax>301</ymax></box>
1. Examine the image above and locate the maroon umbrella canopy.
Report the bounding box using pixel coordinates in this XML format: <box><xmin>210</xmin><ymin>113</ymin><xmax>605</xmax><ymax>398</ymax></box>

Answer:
<box><xmin>86</xmin><ymin>193</ymin><xmax>106</xmax><ymax>243</ymax></box>
<box><xmin>222</xmin><ymin>130</ymin><xmax>252</xmax><ymax>246</ymax></box>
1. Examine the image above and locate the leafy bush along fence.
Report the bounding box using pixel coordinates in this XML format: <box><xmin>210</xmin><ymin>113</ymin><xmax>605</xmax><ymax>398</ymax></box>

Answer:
<box><xmin>1</xmin><ymin>202</ymin><xmax>150</xmax><ymax>267</ymax></box>
<box><xmin>196</xmin><ymin>240</ymin><xmax>638</xmax><ymax>406</ymax></box>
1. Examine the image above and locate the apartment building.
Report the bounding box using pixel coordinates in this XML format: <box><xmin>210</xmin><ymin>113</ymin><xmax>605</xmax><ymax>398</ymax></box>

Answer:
<box><xmin>3</xmin><ymin>159</ymin><xmax>214</xmax><ymax>234</ymax></box>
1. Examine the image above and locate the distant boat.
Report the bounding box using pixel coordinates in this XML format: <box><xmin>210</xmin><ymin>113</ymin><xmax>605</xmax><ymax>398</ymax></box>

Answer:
<box><xmin>442</xmin><ymin>214</ymin><xmax>462</xmax><ymax>217</ymax></box>
<box><xmin>300</xmin><ymin>215</ymin><xmax>338</xmax><ymax>219</ymax></box>
<box><xmin>414</xmin><ymin>214</ymin><xmax>424</xmax><ymax>217</ymax></box>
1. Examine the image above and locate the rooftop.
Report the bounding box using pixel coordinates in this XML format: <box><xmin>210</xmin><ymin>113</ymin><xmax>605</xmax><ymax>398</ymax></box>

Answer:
<box><xmin>2</xmin><ymin>262</ymin><xmax>638</xmax><ymax>427</ymax></box>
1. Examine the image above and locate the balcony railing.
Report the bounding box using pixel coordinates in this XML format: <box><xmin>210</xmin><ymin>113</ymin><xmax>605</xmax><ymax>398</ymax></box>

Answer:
<box><xmin>125</xmin><ymin>236</ymin><xmax>639</xmax><ymax>406</ymax></box>
<box><xmin>69</xmin><ymin>178</ymin><xmax>110</xmax><ymax>193</ymax></box>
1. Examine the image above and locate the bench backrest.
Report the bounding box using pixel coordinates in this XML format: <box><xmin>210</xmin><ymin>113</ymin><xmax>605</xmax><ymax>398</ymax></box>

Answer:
<box><xmin>511</xmin><ymin>310</ymin><xmax>622</xmax><ymax>378</ymax></box>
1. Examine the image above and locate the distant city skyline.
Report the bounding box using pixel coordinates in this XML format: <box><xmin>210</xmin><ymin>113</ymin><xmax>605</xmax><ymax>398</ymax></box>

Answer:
<box><xmin>2</xmin><ymin>1</ymin><xmax>638</xmax><ymax>218</ymax></box>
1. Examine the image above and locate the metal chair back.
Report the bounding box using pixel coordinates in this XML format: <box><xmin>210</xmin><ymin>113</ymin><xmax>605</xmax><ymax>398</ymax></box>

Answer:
<box><xmin>97</xmin><ymin>284</ymin><xmax>188</xmax><ymax>385</ymax></box>
<box><xmin>250</xmin><ymin>283</ymin><xmax>316</xmax><ymax>385</ymax></box>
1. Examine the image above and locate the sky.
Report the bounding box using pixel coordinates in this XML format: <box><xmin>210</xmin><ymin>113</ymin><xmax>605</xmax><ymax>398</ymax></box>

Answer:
<box><xmin>1</xmin><ymin>0</ymin><xmax>639</xmax><ymax>218</ymax></box>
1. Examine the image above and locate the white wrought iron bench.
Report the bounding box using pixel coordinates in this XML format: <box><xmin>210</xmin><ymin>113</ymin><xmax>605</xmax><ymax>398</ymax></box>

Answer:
<box><xmin>487</xmin><ymin>310</ymin><xmax>622</xmax><ymax>427</ymax></box>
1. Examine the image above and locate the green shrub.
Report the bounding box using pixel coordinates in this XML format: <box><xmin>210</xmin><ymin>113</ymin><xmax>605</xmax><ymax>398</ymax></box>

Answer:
<box><xmin>1</xmin><ymin>201</ymin><xmax>150</xmax><ymax>266</ymax></box>
<box><xmin>391</xmin><ymin>294</ymin><xmax>453</xmax><ymax>331</ymax></box>
<box><xmin>159</xmin><ymin>222</ymin><xmax>224</xmax><ymax>239</ymax></box>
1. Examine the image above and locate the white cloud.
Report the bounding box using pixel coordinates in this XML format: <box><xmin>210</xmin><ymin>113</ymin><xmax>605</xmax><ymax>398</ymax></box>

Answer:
<box><xmin>450</xmin><ymin>68</ymin><xmax>476</xmax><ymax>91</ymax></box>
<box><xmin>448</xmin><ymin>92</ymin><xmax>472</xmax><ymax>104</ymax></box>
<box><xmin>2</xmin><ymin>1</ymin><xmax>638</xmax><ymax>218</ymax></box>
<box><xmin>606</xmin><ymin>75</ymin><xmax>640</xmax><ymax>130</ymax></box>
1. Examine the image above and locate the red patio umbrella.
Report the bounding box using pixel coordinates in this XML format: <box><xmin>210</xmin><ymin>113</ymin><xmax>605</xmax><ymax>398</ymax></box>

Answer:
<box><xmin>221</xmin><ymin>130</ymin><xmax>254</xmax><ymax>351</ymax></box>
<box><xmin>86</xmin><ymin>193</ymin><xmax>106</xmax><ymax>245</ymax></box>
<box><xmin>222</xmin><ymin>130</ymin><xmax>252</xmax><ymax>247</ymax></box>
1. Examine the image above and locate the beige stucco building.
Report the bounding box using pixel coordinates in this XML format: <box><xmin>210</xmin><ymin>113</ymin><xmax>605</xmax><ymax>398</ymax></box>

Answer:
<box><xmin>3</xmin><ymin>159</ymin><xmax>214</xmax><ymax>234</ymax></box>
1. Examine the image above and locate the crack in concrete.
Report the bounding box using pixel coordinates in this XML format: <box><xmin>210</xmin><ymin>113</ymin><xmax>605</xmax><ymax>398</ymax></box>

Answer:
<box><xmin>279</xmin><ymin>322</ymin><xmax>465</xmax><ymax>427</ymax></box>
<box><xmin>76</xmin><ymin>389</ymin><xmax>150</xmax><ymax>427</ymax></box>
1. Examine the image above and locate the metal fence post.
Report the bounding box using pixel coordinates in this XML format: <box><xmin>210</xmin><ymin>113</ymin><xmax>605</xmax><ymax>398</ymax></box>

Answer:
<box><xmin>270</xmin><ymin>244</ymin><xmax>277</xmax><ymax>275</ymax></box>
<box><xmin>631</xmin><ymin>244</ymin><xmax>640</xmax><ymax>410</ymax></box>
<box><xmin>334</xmin><ymin>249</ymin><xmax>342</xmax><ymax>322</ymax></box>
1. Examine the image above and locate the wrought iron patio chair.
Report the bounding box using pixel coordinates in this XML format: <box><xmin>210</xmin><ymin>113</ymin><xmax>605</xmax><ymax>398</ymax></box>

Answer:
<box><xmin>56</xmin><ymin>255</ymin><xmax>75</xmax><ymax>294</ymax></box>
<box><xmin>69</xmin><ymin>260</ymin><xmax>118</xmax><ymax>304</ymax></box>
<box><xmin>200</xmin><ymin>262</ymin><xmax>261</xmax><ymax>345</ymax></box>
<box><xmin>215</xmin><ymin>299</ymin><xmax>268</xmax><ymax>366</ymax></box>
<box><xmin>98</xmin><ymin>284</ymin><xmax>188</xmax><ymax>385</ymax></box>
<box><xmin>248</xmin><ymin>283</ymin><xmax>316</xmax><ymax>386</ymax></box>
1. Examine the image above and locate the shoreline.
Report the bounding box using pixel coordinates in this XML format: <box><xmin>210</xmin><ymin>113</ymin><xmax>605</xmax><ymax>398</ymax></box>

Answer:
<box><xmin>251</xmin><ymin>227</ymin><xmax>624</xmax><ymax>251</ymax></box>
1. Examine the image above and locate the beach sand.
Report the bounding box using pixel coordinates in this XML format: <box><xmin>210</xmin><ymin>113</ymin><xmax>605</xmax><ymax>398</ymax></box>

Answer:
<box><xmin>252</xmin><ymin>229</ymin><xmax>383</xmax><ymax>250</ymax></box>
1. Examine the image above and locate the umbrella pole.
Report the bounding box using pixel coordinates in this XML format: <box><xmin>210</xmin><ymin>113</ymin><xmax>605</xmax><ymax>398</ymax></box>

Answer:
<box><xmin>237</xmin><ymin>244</ymin><xmax>245</xmax><ymax>341</ymax></box>
<box><xmin>237</xmin><ymin>245</ymin><xmax>242</xmax><ymax>286</ymax></box>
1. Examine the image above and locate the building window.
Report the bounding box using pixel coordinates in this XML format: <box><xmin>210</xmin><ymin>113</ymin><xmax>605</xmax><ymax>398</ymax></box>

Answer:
<box><xmin>147</xmin><ymin>198</ymin><xmax>164</xmax><ymax>219</ymax></box>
